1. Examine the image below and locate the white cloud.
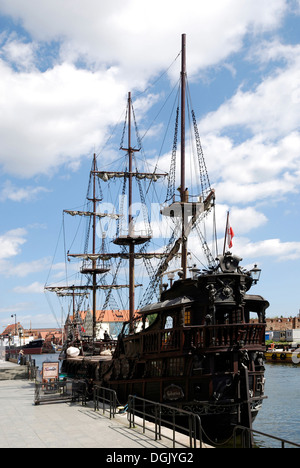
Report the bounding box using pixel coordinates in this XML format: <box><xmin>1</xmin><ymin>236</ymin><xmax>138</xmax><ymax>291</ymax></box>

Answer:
<box><xmin>0</xmin><ymin>60</ymin><xmax>129</xmax><ymax>177</ymax></box>
<box><xmin>0</xmin><ymin>0</ymin><xmax>289</xmax><ymax>179</ymax></box>
<box><xmin>0</xmin><ymin>228</ymin><xmax>27</xmax><ymax>260</ymax></box>
<box><xmin>0</xmin><ymin>0</ymin><xmax>287</xmax><ymax>75</ymax></box>
<box><xmin>232</xmin><ymin>237</ymin><xmax>300</xmax><ymax>261</ymax></box>
<box><xmin>13</xmin><ymin>281</ymin><xmax>44</xmax><ymax>294</ymax></box>
<box><xmin>0</xmin><ymin>33</ymin><xmax>37</xmax><ymax>71</ymax></box>
<box><xmin>197</xmin><ymin>41</ymin><xmax>300</xmax><ymax>205</ymax></box>
<box><xmin>0</xmin><ymin>180</ymin><xmax>49</xmax><ymax>202</ymax></box>
<box><xmin>216</xmin><ymin>205</ymin><xmax>268</xmax><ymax>235</ymax></box>
<box><xmin>0</xmin><ymin>257</ymin><xmax>52</xmax><ymax>278</ymax></box>
<box><xmin>0</xmin><ymin>302</ymin><xmax>32</xmax><ymax>315</ymax></box>
<box><xmin>200</xmin><ymin>63</ymin><xmax>300</xmax><ymax>140</ymax></box>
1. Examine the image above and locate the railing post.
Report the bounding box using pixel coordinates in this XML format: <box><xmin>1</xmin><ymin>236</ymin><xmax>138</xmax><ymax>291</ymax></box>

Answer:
<box><xmin>172</xmin><ymin>410</ymin><xmax>176</xmax><ymax>448</ymax></box>
<box><xmin>128</xmin><ymin>396</ymin><xmax>132</xmax><ymax>428</ymax></box>
<box><xmin>188</xmin><ymin>414</ymin><xmax>192</xmax><ymax>448</ymax></box>
<box><xmin>143</xmin><ymin>399</ymin><xmax>146</xmax><ymax>434</ymax></box>
<box><xmin>154</xmin><ymin>403</ymin><xmax>157</xmax><ymax>440</ymax></box>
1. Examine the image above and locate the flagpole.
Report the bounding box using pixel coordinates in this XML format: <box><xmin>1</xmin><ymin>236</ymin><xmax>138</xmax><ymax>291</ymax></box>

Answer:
<box><xmin>223</xmin><ymin>211</ymin><xmax>229</xmax><ymax>256</ymax></box>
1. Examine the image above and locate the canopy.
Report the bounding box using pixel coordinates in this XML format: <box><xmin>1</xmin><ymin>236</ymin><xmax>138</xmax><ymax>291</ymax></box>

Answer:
<box><xmin>139</xmin><ymin>296</ymin><xmax>195</xmax><ymax>315</ymax></box>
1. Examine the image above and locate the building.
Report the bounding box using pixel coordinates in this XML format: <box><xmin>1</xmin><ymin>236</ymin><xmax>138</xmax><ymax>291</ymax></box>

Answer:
<box><xmin>66</xmin><ymin>309</ymin><xmax>144</xmax><ymax>340</ymax></box>
<box><xmin>250</xmin><ymin>315</ymin><xmax>300</xmax><ymax>331</ymax></box>
<box><xmin>0</xmin><ymin>325</ymin><xmax>62</xmax><ymax>347</ymax></box>
<box><xmin>266</xmin><ymin>316</ymin><xmax>300</xmax><ymax>331</ymax></box>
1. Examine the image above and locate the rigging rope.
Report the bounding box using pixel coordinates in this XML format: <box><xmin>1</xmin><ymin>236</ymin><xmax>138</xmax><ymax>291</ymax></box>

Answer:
<box><xmin>165</xmin><ymin>105</ymin><xmax>179</xmax><ymax>203</ymax></box>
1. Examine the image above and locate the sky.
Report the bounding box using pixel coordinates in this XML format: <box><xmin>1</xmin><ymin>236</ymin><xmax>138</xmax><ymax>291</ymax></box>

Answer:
<box><xmin>0</xmin><ymin>0</ymin><xmax>300</xmax><ymax>331</ymax></box>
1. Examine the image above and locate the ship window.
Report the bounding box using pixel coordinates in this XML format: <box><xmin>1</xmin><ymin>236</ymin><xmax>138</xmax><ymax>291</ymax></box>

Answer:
<box><xmin>184</xmin><ymin>310</ymin><xmax>191</xmax><ymax>325</ymax></box>
<box><xmin>165</xmin><ymin>316</ymin><xmax>173</xmax><ymax>329</ymax></box>
<box><xmin>149</xmin><ymin>360</ymin><xmax>163</xmax><ymax>377</ymax></box>
<box><xmin>167</xmin><ymin>358</ymin><xmax>184</xmax><ymax>377</ymax></box>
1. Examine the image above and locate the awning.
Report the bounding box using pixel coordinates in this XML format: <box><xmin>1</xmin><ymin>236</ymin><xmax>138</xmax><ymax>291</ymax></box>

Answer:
<box><xmin>139</xmin><ymin>296</ymin><xmax>195</xmax><ymax>315</ymax></box>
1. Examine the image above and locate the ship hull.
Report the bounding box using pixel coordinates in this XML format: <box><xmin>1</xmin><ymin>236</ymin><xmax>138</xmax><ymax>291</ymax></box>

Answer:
<box><xmin>22</xmin><ymin>347</ymin><xmax>43</xmax><ymax>355</ymax></box>
<box><xmin>61</xmin><ymin>347</ymin><xmax>266</xmax><ymax>444</ymax></box>
<box><xmin>61</xmin><ymin>259</ymin><xmax>269</xmax><ymax>445</ymax></box>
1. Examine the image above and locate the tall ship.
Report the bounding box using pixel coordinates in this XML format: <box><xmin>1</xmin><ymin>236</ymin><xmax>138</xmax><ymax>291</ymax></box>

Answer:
<box><xmin>46</xmin><ymin>35</ymin><xmax>269</xmax><ymax>443</ymax></box>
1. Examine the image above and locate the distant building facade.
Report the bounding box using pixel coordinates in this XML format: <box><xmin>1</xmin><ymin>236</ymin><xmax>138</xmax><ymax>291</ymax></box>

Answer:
<box><xmin>250</xmin><ymin>316</ymin><xmax>300</xmax><ymax>331</ymax></box>
<box><xmin>66</xmin><ymin>309</ymin><xmax>144</xmax><ymax>341</ymax></box>
<box><xmin>0</xmin><ymin>325</ymin><xmax>62</xmax><ymax>346</ymax></box>
<box><xmin>265</xmin><ymin>316</ymin><xmax>300</xmax><ymax>331</ymax></box>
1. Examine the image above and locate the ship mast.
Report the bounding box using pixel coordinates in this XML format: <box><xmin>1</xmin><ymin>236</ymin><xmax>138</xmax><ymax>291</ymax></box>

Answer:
<box><xmin>180</xmin><ymin>33</ymin><xmax>187</xmax><ymax>279</ymax></box>
<box><xmin>121</xmin><ymin>92</ymin><xmax>139</xmax><ymax>333</ymax></box>
<box><xmin>128</xmin><ymin>93</ymin><xmax>135</xmax><ymax>332</ymax></box>
<box><xmin>91</xmin><ymin>153</ymin><xmax>98</xmax><ymax>341</ymax></box>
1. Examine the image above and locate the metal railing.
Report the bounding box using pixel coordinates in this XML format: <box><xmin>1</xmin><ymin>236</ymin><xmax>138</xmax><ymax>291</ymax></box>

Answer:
<box><xmin>233</xmin><ymin>425</ymin><xmax>300</xmax><ymax>448</ymax></box>
<box><xmin>34</xmin><ymin>379</ymin><xmax>87</xmax><ymax>405</ymax></box>
<box><xmin>127</xmin><ymin>395</ymin><xmax>203</xmax><ymax>449</ymax></box>
<box><xmin>27</xmin><ymin>359</ymin><xmax>37</xmax><ymax>381</ymax></box>
<box><xmin>93</xmin><ymin>385</ymin><xmax>118</xmax><ymax>419</ymax></box>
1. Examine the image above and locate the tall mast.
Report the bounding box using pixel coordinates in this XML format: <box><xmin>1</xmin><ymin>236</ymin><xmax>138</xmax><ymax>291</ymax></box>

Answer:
<box><xmin>119</xmin><ymin>92</ymin><xmax>136</xmax><ymax>333</ymax></box>
<box><xmin>181</xmin><ymin>33</ymin><xmax>187</xmax><ymax>279</ymax></box>
<box><xmin>92</xmin><ymin>153</ymin><xmax>97</xmax><ymax>341</ymax></box>
<box><xmin>128</xmin><ymin>92</ymin><xmax>135</xmax><ymax>333</ymax></box>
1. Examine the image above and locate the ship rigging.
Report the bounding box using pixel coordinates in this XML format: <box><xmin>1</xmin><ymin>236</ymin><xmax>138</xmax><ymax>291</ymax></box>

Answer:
<box><xmin>45</xmin><ymin>34</ymin><xmax>269</xmax><ymax>444</ymax></box>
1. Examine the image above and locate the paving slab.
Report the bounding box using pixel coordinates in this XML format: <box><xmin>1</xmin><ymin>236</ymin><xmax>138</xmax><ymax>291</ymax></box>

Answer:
<box><xmin>0</xmin><ymin>360</ymin><xmax>28</xmax><ymax>380</ymax></box>
<box><xmin>0</xmin><ymin>380</ymin><xmax>211</xmax><ymax>449</ymax></box>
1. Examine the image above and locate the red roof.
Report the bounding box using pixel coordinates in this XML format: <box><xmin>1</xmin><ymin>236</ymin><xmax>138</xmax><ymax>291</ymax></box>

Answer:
<box><xmin>1</xmin><ymin>323</ymin><xmax>23</xmax><ymax>336</ymax></box>
<box><xmin>74</xmin><ymin>310</ymin><xmax>137</xmax><ymax>323</ymax></box>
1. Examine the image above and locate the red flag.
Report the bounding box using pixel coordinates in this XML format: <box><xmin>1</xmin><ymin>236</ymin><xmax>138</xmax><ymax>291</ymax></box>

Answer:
<box><xmin>81</xmin><ymin>326</ymin><xmax>86</xmax><ymax>332</ymax></box>
<box><xmin>228</xmin><ymin>226</ymin><xmax>234</xmax><ymax>249</ymax></box>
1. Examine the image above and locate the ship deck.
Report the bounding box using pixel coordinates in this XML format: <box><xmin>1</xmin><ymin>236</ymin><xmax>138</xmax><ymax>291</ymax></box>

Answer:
<box><xmin>64</xmin><ymin>355</ymin><xmax>113</xmax><ymax>363</ymax></box>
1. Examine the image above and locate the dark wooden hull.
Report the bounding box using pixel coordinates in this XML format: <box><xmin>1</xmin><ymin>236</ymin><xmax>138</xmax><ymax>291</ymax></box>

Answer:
<box><xmin>62</xmin><ymin>337</ymin><xmax>266</xmax><ymax>443</ymax></box>
<box><xmin>61</xmin><ymin>266</ymin><xmax>269</xmax><ymax>444</ymax></box>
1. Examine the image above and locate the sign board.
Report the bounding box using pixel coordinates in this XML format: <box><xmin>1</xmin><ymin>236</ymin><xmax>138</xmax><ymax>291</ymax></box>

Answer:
<box><xmin>42</xmin><ymin>362</ymin><xmax>59</xmax><ymax>380</ymax></box>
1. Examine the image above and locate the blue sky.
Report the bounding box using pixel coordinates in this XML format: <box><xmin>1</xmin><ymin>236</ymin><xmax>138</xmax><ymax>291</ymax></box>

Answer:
<box><xmin>0</xmin><ymin>0</ymin><xmax>300</xmax><ymax>330</ymax></box>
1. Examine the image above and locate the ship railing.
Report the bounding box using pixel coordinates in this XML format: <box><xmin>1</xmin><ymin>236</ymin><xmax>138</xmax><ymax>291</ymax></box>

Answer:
<box><xmin>184</xmin><ymin>323</ymin><xmax>266</xmax><ymax>350</ymax></box>
<box><xmin>127</xmin><ymin>394</ymin><xmax>203</xmax><ymax>449</ymax></box>
<box><xmin>142</xmin><ymin>323</ymin><xmax>265</xmax><ymax>354</ymax></box>
<box><xmin>93</xmin><ymin>385</ymin><xmax>117</xmax><ymax>419</ymax></box>
<box><xmin>233</xmin><ymin>425</ymin><xmax>300</xmax><ymax>449</ymax></box>
<box><xmin>142</xmin><ymin>328</ymin><xmax>181</xmax><ymax>354</ymax></box>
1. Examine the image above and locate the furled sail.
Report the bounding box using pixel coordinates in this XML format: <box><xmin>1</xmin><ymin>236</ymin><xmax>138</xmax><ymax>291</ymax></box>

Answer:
<box><xmin>68</xmin><ymin>252</ymin><xmax>167</xmax><ymax>261</ymax></box>
<box><xmin>64</xmin><ymin>210</ymin><xmax>120</xmax><ymax>219</ymax></box>
<box><xmin>95</xmin><ymin>171</ymin><xmax>166</xmax><ymax>182</ymax></box>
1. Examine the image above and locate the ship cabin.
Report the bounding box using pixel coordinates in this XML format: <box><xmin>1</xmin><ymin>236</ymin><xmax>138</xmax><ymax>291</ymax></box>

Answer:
<box><xmin>127</xmin><ymin>253</ymin><xmax>269</xmax><ymax>359</ymax></box>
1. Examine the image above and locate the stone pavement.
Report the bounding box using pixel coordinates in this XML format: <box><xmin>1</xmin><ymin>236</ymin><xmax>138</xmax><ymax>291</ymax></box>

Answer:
<box><xmin>0</xmin><ymin>379</ymin><xmax>211</xmax><ymax>449</ymax></box>
<box><xmin>0</xmin><ymin>380</ymin><xmax>162</xmax><ymax>448</ymax></box>
<box><xmin>0</xmin><ymin>359</ymin><xmax>28</xmax><ymax>380</ymax></box>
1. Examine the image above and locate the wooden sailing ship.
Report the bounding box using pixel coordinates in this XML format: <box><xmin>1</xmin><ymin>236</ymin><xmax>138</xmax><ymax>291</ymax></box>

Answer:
<box><xmin>46</xmin><ymin>35</ymin><xmax>269</xmax><ymax>443</ymax></box>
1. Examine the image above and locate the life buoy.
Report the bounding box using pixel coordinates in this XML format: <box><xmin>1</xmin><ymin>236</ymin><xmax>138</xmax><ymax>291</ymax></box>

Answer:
<box><xmin>67</xmin><ymin>346</ymin><xmax>80</xmax><ymax>357</ymax></box>
<box><xmin>280</xmin><ymin>353</ymin><xmax>286</xmax><ymax>360</ymax></box>
<box><xmin>272</xmin><ymin>353</ymin><xmax>277</xmax><ymax>360</ymax></box>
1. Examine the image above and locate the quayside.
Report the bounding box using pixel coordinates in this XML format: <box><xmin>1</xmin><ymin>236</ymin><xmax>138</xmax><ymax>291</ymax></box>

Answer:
<box><xmin>46</xmin><ymin>34</ymin><xmax>269</xmax><ymax>445</ymax></box>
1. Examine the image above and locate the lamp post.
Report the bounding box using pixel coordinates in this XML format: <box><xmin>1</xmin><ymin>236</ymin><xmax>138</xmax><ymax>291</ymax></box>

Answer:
<box><xmin>250</xmin><ymin>264</ymin><xmax>261</xmax><ymax>285</ymax></box>
<box><xmin>11</xmin><ymin>314</ymin><xmax>17</xmax><ymax>338</ymax></box>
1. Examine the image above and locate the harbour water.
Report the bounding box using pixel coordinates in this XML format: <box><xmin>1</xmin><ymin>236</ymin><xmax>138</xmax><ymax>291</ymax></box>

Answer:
<box><xmin>26</xmin><ymin>353</ymin><xmax>300</xmax><ymax>448</ymax></box>
<box><xmin>253</xmin><ymin>362</ymin><xmax>300</xmax><ymax>448</ymax></box>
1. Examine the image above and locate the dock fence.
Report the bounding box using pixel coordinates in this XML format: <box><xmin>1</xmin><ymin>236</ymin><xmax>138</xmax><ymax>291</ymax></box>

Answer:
<box><xmin>233</xmin><ymin>425</ymin><xmax>300</xmax><ymax>449</ymax></box>
<box><xmin>127</xmin><ymin>394</ymin><xmax>203</xmax><ymax>449</ymax></box>
<box><xmin>34</xmin><ymin>379</ymin><xmax>87</xmax><ymax>405</ymax></box>
<box><xmin>93</xmin><ymin>385</ymin><xmax>117</xmax><ymax>419</ymax></box>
